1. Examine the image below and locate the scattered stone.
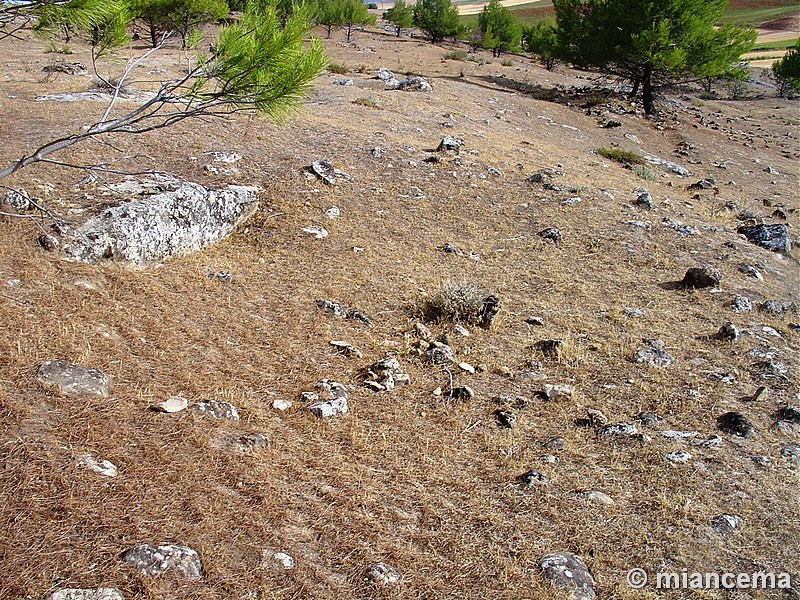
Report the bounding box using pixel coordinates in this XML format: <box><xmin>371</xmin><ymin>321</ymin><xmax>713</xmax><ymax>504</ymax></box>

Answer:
<box><xmin>237</xmin><ymin>433</ymin><xmax>269</xmax><ymax>451</ymax></box>
<box><xmin>665</xmin><ymin>449</ymin><xmax>692</xmax><ymax>463</ymax></box>
<box><xmin>738</xmin><ymin>264</ymin><xmax>763</xmax><ymax>280</ymax></box>
<box><xmin>598</xmin><ymin>422</ymin><xmax>638</xmax><ymax>438</ymax></box>
<box><xmin>191</xmin><ymin>400</ymin><xmax>239</xmax><ymax>420</ymax></box>
<box><xmin>330</xmin><ymin>340</ymin><xmax>363</xmax><ymax>359</ymax></box>
<box><xmin>61</xmin><ymin>182</ymin><xmax>258</xmax><ymax>266</ymax></box>
<box><xmin>760</xmin><ymin>300</ymin><xmax>796</xmax><ymax>317</ymax></box>
<box><xmin>535</xmin><ymin>339</ymin><xmax>563</xmax><ymax>357</ymax></box>
<box><xmin>302</xmin><ymin>225</ymin><xmax>328</xmax><ymax>239</ymax></box>
<box><xmin>572</xmin><ymin>490</ymin><xmax>614</xmax><ymax>506</ymax></box>
<box><xmin>150</xmin><ymin>396</ymin><xmax>188</xmax><ymax>413</ymax></box>
<box><xmin>48</xmin><ymin>590</ymin><xmax>124</xmax><ymax>600</ymax></box>
<box><xmin>635</xmin><ymin>411</ymin><xmax>662</xmax><ymax>426</ymax></box>
<box><xmin>634</xmin><ymin>190</ymin><xmax>654</xmax><ymax>209</ymax></box>
<box><xmin>272</xmin><ymin>398</ymin><xmax>292</xmax><ymax>411</ymax></box>
<box><xmin>517</xmin><ymin>469</ymin><xmax>549</xmax><ymax>486</ymax></box>
<box><xmin>544</xmin><ymin>437</ymin><xmax>565</xmax><ymax>450</ymax></box>
<box><xmin>306</xmin><ymin>380</ymin><xmax>348</xmax><ymax>418</ymax></box>
<box><xmin>38</xmin><ymin>234</ymin><xmax>59</xmax><ymax>251</ymax></box>
<box><xmin>75</xmin><ymin>453</ymin><xmax>118</xmax><ymax>477</ymax></box>
<box><xmin>737</xmin><ymin>223</ymin><xmax>791</xmax><ymax>254</ymax></box>
<box><xmin>458</xmin><ymin>361</ymin><xmax>475</xmax><ymax>373</ymax></box>
<box><xmin>495</xmin><ymin>409</ymin><xmax>517</xmax><ymax>429</ymax></box>
<box><xmin>751</xmin><ymin>455</ymin><xmax>772</xmax><ymax>467</ymax></box>
<box><xmin>541</xmin><ymin>383</ymin><xmax>575</xmax><ymax>401</ymax></box>
<box><xmin>711</xmin><ymin>513</ymin><xmax>742</xmax><ymax>535</ymax></box>
<box><xmin>447</xmin><ymin>386</ymin><xmax>474</xmax><ymax>401</ymax></box>
<box><xmin>427</xmin><ymin>343</ymin><xmax>455</xmax><ymax>364</ymax></box>
<box><xmin>453</xmin><ymin>324</ymin><xmax>470</xmax><ymax>337</ymax></box>
<box><xmin>310</xmin><ymin>159</ymin><xmax>352</xmax><ymax>185</ymax></box>
<box><xmin>539</xmin><ymin>553</ymin><xmax>596</xmax><ymax>600</ymax></box>
<box><xmin>2</xmin><ymin>188</ymin><xmax>32</xmax><ymax>212</ymax></box>
<box><xmin>324</xmin><ymin>206</ymin><xmax>341</xmax><ymax>219</ymax></box>
<box><xmin>537</xmin><ymin>227</ymin><xmax>563</xmax><ymax>242</ymax></box>
<box><xmin>36</xmin><ymin>360</ymin><xmax>111</xmax><ymax>398</ymax></box>
<box><xmin>717</xmin><ymin>322</ymin><xmax>739</xmax><ymax>341</ymax></box>
<box><xmin>661</xmin><ymin>430</ymin><xmax>698</xmax><ymax>439</ymax></box>
<box><xmin>315</xmin><ymin>298</ymin><xmax>348</xmax><ymax>317</ymax></box>
<box><xmin>776</xmin><ymin>405</ymin><xmax>800</xmax><ymax>423</ymax></box>
<box><xmin>688</xmin><ymin>177</ymin><xmax>716</xmax><ymax>190</ymax></box>
<box><xmin>780</xmin><ymin>444</ymin><xmax>799</xmax><ymax>465</ymax></box>
<box><xmin>634</xmin><ymin>339</ymin><xmax>674</xmax><ymax>368</ymax></box>
<box><xmin>525</xmin><ymin>316</ymin><xmax>545</xmax><ymax>326</ymax></box>
<box><xmin>333</xmin><ymin>77</ymin><xmax>353</xmax><ymax>86</ymax></box>
<box><xmin>436</xmin><ymin>136</ymin><xmax>463</xmax><ymax>153</ymax></box>
<box><xmin>366</xmin><ymin>562</ymin><xmax>403</xmax><ymax>586</ymax></box>
<box><xmin>121</xmin><ymin>544</ymin><xmax>203</xmax><ymax>580</ymax></box>
<box><xmin>732</xmin><ymin>295</ymin><xmax>753</xmax><ymax>312</ymax></box>
<box><xmin>363</xmin><ymin>356</ymin><xmax>409</xmax><ymax>391</ymax></box>
<box><xmin>681</xmin><ymin>265</ymin><xmax>722</xmax><ymax>289</ymax></box>
<box><xmin>717</xmin><ymin>411</ymin><xmax>755</xmax><ymax>438</ymax></box>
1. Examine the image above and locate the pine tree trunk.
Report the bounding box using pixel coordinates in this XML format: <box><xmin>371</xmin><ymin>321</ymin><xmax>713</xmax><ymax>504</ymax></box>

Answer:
<box><xmin>642</xmin><ymin>64</ymin><xmax>654</xmax><ymax>115</ymax></box>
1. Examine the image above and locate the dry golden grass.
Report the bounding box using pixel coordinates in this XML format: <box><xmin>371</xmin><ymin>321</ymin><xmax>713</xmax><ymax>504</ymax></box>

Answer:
<box><xmin>0</xmin><ymin>22</ymin><xmax>798</xmax><ymax>600</ymax></box>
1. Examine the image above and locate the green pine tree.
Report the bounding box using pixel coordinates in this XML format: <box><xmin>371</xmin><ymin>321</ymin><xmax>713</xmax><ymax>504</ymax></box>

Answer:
<box><xmin>477</xmin><ymin>0</ymin><xmax>521</xmax><ymax>58</ymax></box>
<box><xmin>412</xmin><ymin>0</ymin><xmax>460</xmax><ymax>44</ymax></box>
<box><xmin>339</xmin><ymin>0</ymin><xmax>375</xmax><ymax>42</ymax></box>
<box><xmin>773</xmin><ymin>42</ymin><xmax>800</xmax><ymax>98</ymax></box>
<box><xmin>383</xmin><ymin>0</ymin><xmax>412</xmax><ymax>37</ymax></box>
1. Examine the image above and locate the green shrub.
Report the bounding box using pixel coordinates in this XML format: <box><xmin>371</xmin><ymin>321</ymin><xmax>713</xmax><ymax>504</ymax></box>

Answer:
<box><xmin>633</xmin><ymin>165</ymin><xmax>656</xmax><ymax>181</ymax></box>
<box><xmin>443</xmin><ymin>49</ymin><xmax>467</xmax><ymax>61</ymax></box>
<box><xmin>327</xmin><ymin>61</ymin><xmax>349</xmax><ymax>74</ymax></box>
<box><xmin>597</xmin><ymin>147</ymin><xmax>644</xmax><ymax>165</ymax></box>
<box><xmin>500</xmin><ymin>58</ymin><xmax>513</xmax><ymax>66</ymax></box>
<box><xmin>352</xmin><ymin>96</ymin><xmax>381</xmax><ymax>109</ymax></box>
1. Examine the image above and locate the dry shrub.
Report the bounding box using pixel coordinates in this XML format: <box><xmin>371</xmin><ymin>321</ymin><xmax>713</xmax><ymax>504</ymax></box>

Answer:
<box><xmin>423</xmin><ymin>282</ymin><xmax>487</xmax><ymax>325</ymax></box>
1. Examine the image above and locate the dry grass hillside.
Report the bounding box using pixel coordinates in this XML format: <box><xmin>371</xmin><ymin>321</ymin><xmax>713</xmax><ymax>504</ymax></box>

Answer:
<box><xmin>0</xmin><ymin>19</ymin><xmax>798</xmax><ymax>600</ymax></box>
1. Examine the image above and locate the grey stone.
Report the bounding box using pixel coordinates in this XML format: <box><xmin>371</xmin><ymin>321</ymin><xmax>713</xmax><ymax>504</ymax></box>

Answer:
<box><xmin>717</xmin><ymin>322</ymin><xmax>739</xmax><ymax>341</ymax></box>
<box><xmin>776</xmin><ymin>405</ymin><xmax>800</xmax><ymax>423</ymax></box>
<box><xmin>121</xmin><ymin>544</ymin><xmax>203</xmax><ymax>579</ymax></box>
<box><xmin>681</xmin><ymin>265</ymin><xmax>722</xmax><ymax>288</ymax></box>
<box><xmin>539</xmin><ymin>552</ymin><xmax>596</xmax><ymax>600</ymax></box>
<box><xmin>634</xmin><ymin>342</ymin><xmax>674</xmax><ymax>368</ymax></box>
<box><xmin>366</xmin><ymin>562</ymin><xmax>403</xmax><ymax>586</ymax></box>
<box><xmin>237</xmin><ymin>433</ymin><xmax>269</xmax><ymax>451</ymax></box>
<box><xmin>738</xmin><ymin>264</ymin><xmax>763</xmax><ymax>280</ymax></box>
<box><xmin>315</xmin><ymin>298</ymin><xmax>348</xmax><ymax>317</ymax></box>
<box><xmin>149</xmin><ymin>396</ymin><xmax>188</xmax><ymax>413</ymax></box>
<box><xmin>2</xmin><ymin>188</ymin><xmax>31</xmax><ymax>212</ymax></box>
<box><xmin>661</xmin><ymin>430</ymin><xmax>698</xmax><ymax>439</ymax></box>
<box><xmin>538</xmin><ymin>227</ymin><xmax>563</xmax><ymax>242</ymax></box>
<box><xmin>711</xmin><ymin>513</ymin><xmax>742</xmax><ymax>535</ymax></box>
<box><xmin>780</xmin><ymin>444</ymin><xmax>800</xmax><ymax>465</ymax></box>
<box><xmin>737</xmin><ymin>223</ymin><xmax>792</xmax><ymax>253</ymax></box>
<box><xmin>625</xmin><ymin>220</ymin><xmax>651</xmax><ymax>230</ymax></box>
<box><xmin>386</xmin><ymin>75</ymin><xmax>432</xmax><ymax>91</ymax></box>
<box><xmin>717</xmin><ymin>412</ymin><xmax>755</xmax><ymax>438</ymax></box>
<box><xmin>307</xmin><ymin>379</ymin><xmax>349</xmax><ymax>418</ymax></box>
<box><xmin>664</xmin><ymin>449</ymin><xmax>692</xmax><ymax>463</ymax></box>
<box><xmin>732</xmin><ymin>295</ymin><xmax>753</xmax><ymax>312</ymax></box>
<box><xmin>60</xmin><ymin>182</ymin><xmax>257</xmax><ymax>266</ymax></box>
<box><xmin>192</xmin><ymin>400</ymin><xmax>239</xmax><ymax>420</ymax></box>
<box><xmin>437</xmin><ymin>136</ymin><xmax>463</xmax><ymax>153</ymax></box>
<box><xmin>760</xmin><ymin>300</ymin><xmax>796</xmax><ymax>317</ymax></box>
<box><xmin>443</xmin><ymin>241</ymin><xmax>464</xmax><ymax>255</ymax></box>
<box><xmin>494</xmin><ymin>409</ymin><xmax>517</xmax><ymax>429</ymax></box>
<box><xmin>49</xmin><ymin>590</ymin><xmax>124</xmax><ymax>600</ymax></box>
<box><xmin>634</xmin><ymin>189</ymin><xmax>654</xmax><ymax>209</ymax></box>
<box><xmin>364</xmin><ymin>356</ymin><xmax>409</xmax><ymax>391</ymax></box>
<box><xmin>597</xmin><ymin>422</ymin><xmax>638</xmax><ymax>438</ymax></box>
<box><xmin>375</xmin><ymin>68</ymin><xmax>395</xmax><ymax>81</ymax></box>
<box><xmin>535</xmin><ymin>339</ymin><xmax>563</xmax><ymax>357</ymax></box>
<box><xmin>36</xmin><ymin>360</ymin><xmax>111</xmax><ymax>398</ymax></box>
<box><xmin>427</xmin><ymin>343</ymin><xmax>455</xmax><ymax>364</ymax></box>
<box><xmin>517</xmin><ymin>469</ymin><xmax>549</xmax><ymax>486</ymax></box>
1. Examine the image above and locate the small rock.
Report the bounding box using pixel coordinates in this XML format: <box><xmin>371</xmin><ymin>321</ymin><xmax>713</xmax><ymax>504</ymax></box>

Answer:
<box><xmin>447</xmin><ymin>386</ymin><xmax>474</xmax><ymax>401</ymax></box>
<box><xmin>732</xmin><ymin>295</ymin><xmax>753</xmax><ymax>312</ymax></box>
<box><xmin>192</xmin><ymin>400</ymin><xmax>239</xmax><ymax>420</ymax></box>
<box><xmin>272</xmin><ymin>398</ymin><xmax>292</xmax><ymax>411</ymax></box>
<box><xmin>263</xmin><ymin>550</ymin><xmax>295</xmax><ymax>569</ymax></box>
<box><xmin>597</xmin><ymin>422</ymin><xmax>638</xmax><ymax>438</ymax></box>
<box><xmin>688</xmin><ymin>177</ymin><xmax>716</xmax><ymax>190</ymax></box>
<box><xmin>150</xmin><ymin>396</ymin><xmax>188</xmax><ymax>413</ymax></box>
<box><xmin>121</xmin><ymin>544</ymin><xmax>203</xmax><ymax>579</ymax></box>
<box><xmin>539</xmin><ymin>552</ymin><xmax>596</xmax><ymax>600</ymax></box>
<box><xmin>75</xmin><ymin>453</ymin><xmax>118</xmax><ymax>477</ymax></box>
<box><xmin>737</xmin><ymin>223</ymin><xmax>792</xmax><ymax>254</ymax></box>
<box><xmin>738</xmin><ymin>264</ymin><xmax>763</xmax><ymax>280</ymax></box>
<box><xmin>537</xmin><ymin>454</ymin><xmax>560</xmax><ymax>463</ymax></box>
<box><xmin>635</xmin><ymin>411</ymin><xmax>662</xmax><ymax>426</ymax></box>
<box><xmin>453</xmin><ymin>324</ymin><xmax>470</xmax><ymax>337</ymax></box>
<box><xmin>333</xmin><ymin>77</ymin><xmax>353</xmax><ymax>85</ymax></box>
<box><xmin>49</xmin><ymin>590</ymin><xmax>124</xmax><ymax>600</ymax></box>
<box><xmin>542</xmin><ymin>383</ymin><xmax>575</xmax><ymax>401</ymax></box>
<box><xmin>717</xmin><ymin>411</ymin><xmax>755</xmax><ymax>437</ymax></box>
<box><xmin>375</xmin><ymin>67</ymin><xmax>395</xmax><ymax>81</ymax></box>
<box><xmin>544</xmin><ymin>437</ymin><xmax>565</xmax><ymax>450</ymax></box>
<box><xmin>436</xmin><ymin>136</ymin><xmax>463</xmax><ymax>153</ymax></box>
<box><xmin>302</xmin><ymin>225</ymin><xmax>328</xmax><ymax>239</ymax></box>
<box><xmin>36</xmin><ymin>360</ymin><xmax>111</xmax><ymax>398</ymax></box>
<box><xmin>694</xmin><ymin>434</ymin><xmax>723</xmax><ymax>448</ymax></box>
<box><xmin>681</xmin><ymin>265</ymin><xmax>722</xmax><ymax>289</ymax></box>
<box><xmin>366</xmin><ymin>562</ymin><xmax>403</xmax><ymax>586</ymax></box>
<box><xmin>635</xmin><ymin>190</ymin><xmax>654</xmax><ymax>209</ymax></box>
<box><xmin>427</xmin><ymin>344</ymin><xmax>455</xmax><ymax>364</ymax></box>
<box><xmin>324</xmin><ymin>206</ymin><xmax>341</xmax><ymax>219</ymax></box>
<box><xmin>780</xmin><ymin>444</ymin><xmax>799</xmax><ymax>465</ymax></box>
<box><xmin>310</xmin><ymin>159</ymin><xmax>351</xmax><ymax>185</ymax></box>
<box><xmin>517</xmin><ymin>469</ymin><xmax>549</xmax><ymax>486</ymax></box>
<box><xmin>760</xmin><ymin>300</ymin><xmax>796</xmax><ymax>317</ymax></box>
<box><xmin>665</xmin><ymin>449</ymin><xmax>692</xmax><ymax>463</ymax></box>
<box><xmin>315</xmin><ymin>298</ymin><xmax>348</xmax><ymax>317</ymax></box>
<box><xmin>237</xmin><ymin>433</ymin><xmax>269</xmax><ymax>451</ymax></box>
<box><xmin>711</xmin><ymin>513</ymin><xmax>742</xmax><ymax>535</ymax></box>
<box><xmin>458</xmin><ymin>361</ymin><xmax>475</xmax><ymax>373</ymax></box>
<box><xmin>717</xmin><ymin>322</ymin><xmax>739</xmax><ymax>341</ymax></box>
<box><xmin>537</xmin><ymin>227</ymin><xmax>563</xmax><ymax>242</ymax></box>
<box><xmin>525</xmin><ymin>316</ymin><xmax>545</xmax><ymax>326</ymax></box>
<box><xmin>330</xmin><ymin>340</ymin><xmax>362</xmax><ymax>359</ymax></box>
<box><xmin>572</xmin><ymin>490</ymin><xmax>614</xmax><ymax>506</ymax></box>
<box><xmin>634</xmin><ymin>340</ymin><xmax>674</xmax><ymax>368</ymax></box>
<box><xmin>307</xmin><ymin>380</ymin><xmax>349</xmax><ymax>418</ymax></box>
<box><xmin>535</xmin><ymin>339</ymin><xmax>563</xmax><ymax>357</ymax></box>
<box><xmin>495</xmin><ymin>409</ymin><xmax>516</xmax><ymax>429</ymax></box>
<box><xmin>776</xmin><ymin>405</ymin><xmax>800</xmax><ymax>423</ymax></box>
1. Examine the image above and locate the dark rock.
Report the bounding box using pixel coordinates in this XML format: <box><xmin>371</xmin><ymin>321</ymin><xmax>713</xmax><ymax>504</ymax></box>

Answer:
<box><xmin>538</xmin><ymin>227</ymin><xmax>563</xmax><ymax>242</ymax></box>
<box><xmin>494</xmin><ymin>409</ymin><xmax>517</xmax><ymax>429</ymax></box>
<box><xmin>36</xmin><ymin>360</ymin><xmax>111</xmax><ymax>398</ymax></box>
<box><xmin>437</xmin><ymin>136</ymin><xmax>463</xmax><ymax>153</ymax></box>
<box><xmin>481</xmin><ymin>295</ymin><xmax>501</xmax><ymax>328</ymax></box>
<box><xmin>717</xmin><ymin>411</ymin><xmax>754</xmax><ymax>438</ymax></box>
<box><xmin>121</xmin><ymin>543</ymin><xmax>203</xmax><ymax>579</ymax></box>
<box><xmin>711</xmin><ymin>513</ymin><xmax>742</xmax><ymax>535</ymax></box>
<box><xmin>634</xmin><ymin>411</ymin><xmax>662</xmax><ymax>426</ymax></box>
<box><xmin>448</xmin><ymin>386</ymin><xmax>474</xmax><ymax>401</ymax></box>
<box><xmin>688</xmin><ymin>177</ymin><xmax>716</xmax><ymax>190</ymax></box>
<box><xmin>635</xmin><ymin>190</ymin><xmax>654</xmax><ymax>209</ymax></box>
<box><xmin>517</xmin><ymin>469</ymin><xmax>549</xmax><ymax>486</ymax></box>
<box><xmin>539</xmin><ymin>552</ymin><xmax>596</xmax><ymax>600</ymax></box>
<box><xmin>737</xmin><ymin>223</ymin><xmax>792</xmax><ymax>253</ymax></box>
<box><xmin>38</xmin><ymin>234</ymin><xmax>59</xmax><ymax>251</ymax></box>
<box><xmin>775</xmin><ymin>405</ymin><xmax>800</xmax><ymax>423</ymax></box>
<box><xmin>535</xmin><ymin>339</ymin><xmax>563</xmax><ymax>357</ymax></box>
<box><xmin>310</xmin><ymin>159</ymin><xmax>351</xmax><ymax>185</ymax></box>
<box><xmin>717</xmin><ymin>322</ymin><xmax>739</xmax><ymax>341</ymax></box>
<box><xmin>781</xmin><ymin>444</ymin><xmax>800</xmax><ymax>465</ymax></box>
<box><xmin>732</xmin><ymin>295</ymin><xmax>753</xmax><ymax>312</ymax></box>
<box><xmin>366</xmin><ymin>562</ymin><xmax>403</xmax><ymax>586</ymax></box>
<box><xmin>760</xmin><ymin>300</ymin><xmax>796</xmax><ymax>317</ymax></box>
<box><xmin>681</xmin><ymin>265</ymin><xmax>722</xmax><ymax>288</ymax></box>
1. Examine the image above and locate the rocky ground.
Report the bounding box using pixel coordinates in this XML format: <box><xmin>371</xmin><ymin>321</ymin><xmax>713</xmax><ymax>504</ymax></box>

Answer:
<box><xmin>0</xmin><ymin>20</ymin><xmax>798</xmax><ymax>600</ymax></box>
